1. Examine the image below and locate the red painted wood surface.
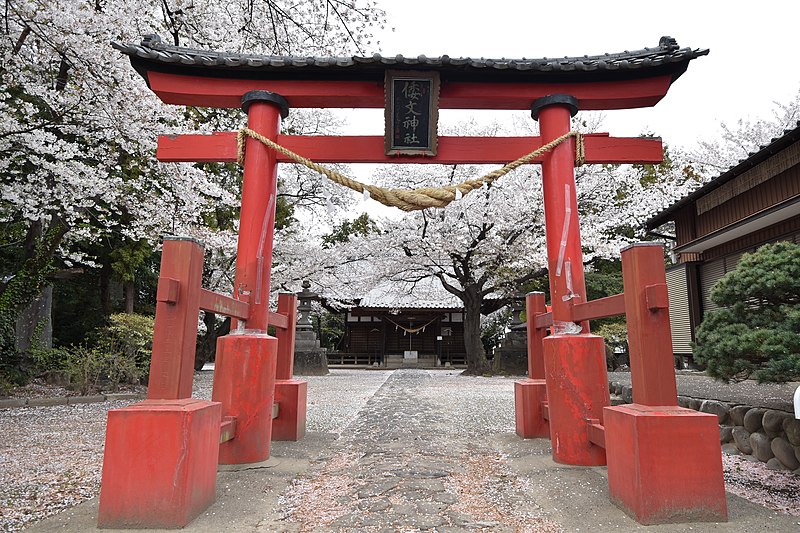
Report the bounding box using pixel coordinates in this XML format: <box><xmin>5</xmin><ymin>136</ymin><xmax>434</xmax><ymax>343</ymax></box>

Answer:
<box><xmin>621</xmin><ymin>244</ymin><xmax>678</xmax><ymax>406</ymax></box>
<box><xmin>604</xmin><ymin>404</ymin><xmax>727</xmax><ymax>524</ymax></box>
<box><xmin>543</xmin><ymin>334</ymin><xmax>609</xmax><ymax>466</ymax></box>
<box><xmin>514</xmin><ymin>379</ymin><xmax>549</xmax><ymax>439</ymax></box>
<box><xmin>98</xmin><ymin>399</ymin><xmax>222</xmax><ymax>528</ymax></box>
<box><xmin>157</xmin><ymin>133</ymin><xmax>663</xmax><ymax>165</ymax></box>
<box><xmin>147</xmin><ymin>71</ymin><xmax>673</xmax><ymax>110</ymax></box>
<box><xmin>525</xmin><ymin>292</ymin><xmax>548</xmax><ymax>379</ymax></box>
<box><xmin>272</xmin><ymin>379</ymin><xmax>307</xmax><ymax>441</ymax></box>
<box><xmin>213</xmin><ymin>334</ymin><xmax>278</xmax><ymax>464</ymax></box>
<box><xmin>571</xmin><ymin>293</ymin><xmax>626</xmax><ymax>323</ymax></box>
<box><xmin>538</xmin><ymin>103</ymin><xmax>589</xmax><ymax>327</ymax></box>
<box><xmin>148</xmin><ymin>239</ymin><xmax>204</xmax><ymax>400</ymax></box>
<box><xmin>234</xmin><ymin>100</ymin><xmax>282</xmax><ymax>332</ymax></box>
<box><xmin>198</xmin><ymin>288</ymin><xmax>249</xmax><ymax>320</ymax></box>
<box><xmin>275</xmin><ymin>293</ymin><xmax>297</xmax><ymax>380</ymax></box>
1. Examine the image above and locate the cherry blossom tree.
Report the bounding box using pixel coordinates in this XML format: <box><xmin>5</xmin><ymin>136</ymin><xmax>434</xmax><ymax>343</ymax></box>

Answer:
<box><xmin>0</xmin><ymin>0</ymin><xmax>386</xmax><ymax>378</ymax></box>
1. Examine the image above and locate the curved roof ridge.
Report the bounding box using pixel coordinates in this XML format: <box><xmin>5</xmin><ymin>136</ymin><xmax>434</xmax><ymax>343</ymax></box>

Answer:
<box><xmin>112</xmin><ymin>34</ymin><xmax>707</xmax><ymax>83</ymax></box>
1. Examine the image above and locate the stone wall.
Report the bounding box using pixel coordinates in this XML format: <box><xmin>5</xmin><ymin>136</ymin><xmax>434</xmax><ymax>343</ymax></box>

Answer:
<box><xmin>609</xmin><ymin>380</ymin><xmax>800</xmax><ymax>474</ymax></box>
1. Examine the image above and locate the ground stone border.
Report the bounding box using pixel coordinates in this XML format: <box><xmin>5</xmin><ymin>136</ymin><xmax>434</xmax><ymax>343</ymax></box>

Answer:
<box><xmin>609</xmin><ymin>380</ymin><xmax>800</xmax><ymax>475</ymax></box>
<box><xmin>0</xmin><ymin>392</ymin><xmax>145</xmax><ymax>409</ymax></box>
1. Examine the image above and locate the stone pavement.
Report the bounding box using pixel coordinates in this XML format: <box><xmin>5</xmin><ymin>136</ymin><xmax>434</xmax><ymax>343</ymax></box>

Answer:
<box><xmin>28</xmin><ymin>369</ymin><xmax>800</xmax><ymax>532</ymax></box>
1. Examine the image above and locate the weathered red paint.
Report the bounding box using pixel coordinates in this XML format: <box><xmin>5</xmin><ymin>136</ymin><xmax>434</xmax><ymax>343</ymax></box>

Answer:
<box><xmin>157</xmin><ymin>132</ymin><xmax>664</xmax><ymax>165</ymax></box>
<box><xmin>98</xmin><ymin>399</ymin><xmax>221</xmax><ymax>528</ymax></box>
<box><xmin>525</xmin><ymin>292</ymin><xmax>547</xmax><ymax>379</ymax></box>
<box><xmin>213</xmin><ymin>333</ymin><xmax>278</xmax><ymax>464</ymax></box>
<box><xmin>233</xmin><ymin>99</ymin><xmax>282</xmax><ymax>332</ymax></box>
<box><xmin>538</xmin><ymin>103</ymin><xmax>589</xmax><ymax>329</ymax></box>
<box><xmin>514</xmin><ymin>379</ymin><xmax>549</xmax><ymax>439</ymax></box>
<box><xmin>146</xmin><ymin>70</ymin><xmax>674</xmax><ymax>110</ymax></box>
<box><xmin>604</xmin><ymin>404</ymin><xmax>728</xmax><ymax>524</ymax></box>
<box><xmin>148</xmin><ymin>238</ymin><xmax>205</xmax><ymax>400</ymax></box>
<box><xmin>275</xmin><ymin>293</ymin><xmax>298</xmax><ymax>380</ymax></box>
<box><xmin>199</xmin><ymin>287</ymin><xmax>250</xmax><ymax>320</ymax></box>
<box><xmin>621</xmin><ymin>244</ymin><xmax>678</xmax><ymax>406</ymax></box>
<box><xmin>543</xmin><ymin>334</ymin><xmax>609</xmax><ymax>465</ymax></box>
<box><xmin>272</xmin><ymin>379</ymin><xmax>308</xmax><ymax>441</ymax></box>
<box><xmin>571</xmin><ymin>293</ymin><xmax>626</xmax><ymax>322</ymax></box>
<box><xmin>514</xmin><ymin>292</ymin><xmax>549</xmax><ymax>438</ymax></box>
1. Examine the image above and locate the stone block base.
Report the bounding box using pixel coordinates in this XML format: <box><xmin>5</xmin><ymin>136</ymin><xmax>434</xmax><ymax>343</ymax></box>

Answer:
<box><xmin>604</xmin><ymin>404</ymin><xmax>728</xmax><ymax>525</ymax></box>
<box><xmin>98</xmin><ymin>399</ymin><xmax>221</xmax><ymax>529</ymax></box>
<box><xmin>514</xmin><ymin>379</ymin><xmax>549</xmax><ymax>438</ymax></box>
<box><xmin>272</xmin><ymin>379</ymin><xmax>308</xmax><ymax>441</ymax></box>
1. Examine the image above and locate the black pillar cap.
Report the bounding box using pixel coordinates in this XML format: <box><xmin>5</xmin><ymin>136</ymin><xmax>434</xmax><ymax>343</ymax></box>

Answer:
<box><xmin>531</xmin><ymin>94</ymin><xmax>579</xmax><ymax>121</ymax></box>
<box><xmin>241</xmin><ymin>90</ymin><xmax>290</xmax><ymax>118</ymax></box>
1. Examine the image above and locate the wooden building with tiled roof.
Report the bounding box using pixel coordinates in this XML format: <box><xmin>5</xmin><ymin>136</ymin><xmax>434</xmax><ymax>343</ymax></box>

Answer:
<box><xmin>646</xmin><ymin>123</ymin><xmax>800</xmax><ymax>363</ymax></box>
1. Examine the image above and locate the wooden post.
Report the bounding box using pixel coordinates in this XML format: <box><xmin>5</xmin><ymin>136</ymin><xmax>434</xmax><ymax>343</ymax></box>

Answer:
<box><xmin>620</xmin><ymin>243</ymin><xmax>678</xmax><ymax>406</ymax></box>
<box><xmin>148</xmin><ymin>237</ymin><xmax>205</xmax><ymax>400</ymax></box>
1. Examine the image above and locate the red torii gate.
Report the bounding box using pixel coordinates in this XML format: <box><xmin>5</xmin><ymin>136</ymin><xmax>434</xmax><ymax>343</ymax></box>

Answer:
<box><xmin>99</xmin><ymin>34</ymin><xmax>725</xmax><ymax>528</ymax></box>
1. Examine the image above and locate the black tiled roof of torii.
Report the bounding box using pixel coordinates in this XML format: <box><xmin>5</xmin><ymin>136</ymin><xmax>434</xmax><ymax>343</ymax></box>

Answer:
<box><xmin>112</xmin><ymin>35</ymin><xmax>708</xmax><ymax>84</ymax></box>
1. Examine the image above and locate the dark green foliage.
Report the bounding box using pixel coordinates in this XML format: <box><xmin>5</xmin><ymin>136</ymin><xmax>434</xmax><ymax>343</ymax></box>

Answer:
<box><xmin>313</xmin><ymin>311</ymin><xmax>345</xmax><ymax>351</ymax></box>
<box><xmin>694</xmin><ymin>242</ymin><xmax>800</xmax><ymax>383</ymax></box>
<box><xmin>321</xmin><ymin>213</ymin><xmax>380</xmax><ymax>248</ymax></box>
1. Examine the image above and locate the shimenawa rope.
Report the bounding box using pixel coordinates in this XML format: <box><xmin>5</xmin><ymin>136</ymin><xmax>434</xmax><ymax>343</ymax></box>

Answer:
<box><xmin>236</xmin><ymin>128</ymin><xmax>584</xmax><ymax>212</ymax></box>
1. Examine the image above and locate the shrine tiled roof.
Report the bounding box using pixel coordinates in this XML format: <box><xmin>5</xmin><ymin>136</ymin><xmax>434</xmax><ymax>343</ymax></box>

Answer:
<box><xmin>112</xmin><ymin>35</ymin><xmax>707</xmax><ymax>85</ymax></box>
<box><xmin>645</xmin><ymin>121</ymin><xmax>800</xmax><ymax>229</ymax></box>
<box><xmin>358</xmin><ymin>278</ymin><xmax>463</xmax><ymax>310</ymax></box>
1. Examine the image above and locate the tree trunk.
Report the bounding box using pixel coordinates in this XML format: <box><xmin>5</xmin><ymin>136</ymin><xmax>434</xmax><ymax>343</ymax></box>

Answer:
<box><xmin>123</xmin><ymin>280</ymin><xmax>135</xmax><ymax>314</ymax></box>
<box><xmin>462</xmin><ymin>286</ymin><xmax>492</xmax><ymax>375</ymax></box>
<box><xmin>99</xmin><ymin>264</ymin><xmax>112</xmax><ymax>316</ymax></box>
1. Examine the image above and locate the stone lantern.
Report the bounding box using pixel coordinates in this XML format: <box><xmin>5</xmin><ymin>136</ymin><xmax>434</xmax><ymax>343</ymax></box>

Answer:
<box><xmin>293</xmin><ymin>280</ymin><xmax>329</xmax><ymax>375</ymax></box>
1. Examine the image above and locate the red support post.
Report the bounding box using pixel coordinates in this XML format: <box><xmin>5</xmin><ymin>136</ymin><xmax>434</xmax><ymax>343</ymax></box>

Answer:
<box><xmin>232</xmin><ymin>91</ymin><xmax>286</xmax><ymax>332</ymax></box>
<box><xmin>514</xmin><ymin>292</ymin><xmax>549</xmax><ymax>439</ymax></box>
<box><xmin>272</xmin><ymin>292</ymin><xmax>307</xmax><ymax>441</ymax></box>
<box><xmin>530</xmin><ymin>95</ymin><xmax>609</xmax><ymax>463</ymax></box>
<box><xmin>148</xmin><ymin>237</ymin><xmax>205</xmax><ymax>400</ymax></box>
<box><xmin>620</xmin><ymin>243</ymin><xmax>678</xmax><ymax>406</ymax></box>
<box><xmin>535</xmin><ymin>96</ymin><xmax>588</xmax><ymax>329</ymax></box>
<box><xmin>275</xmin><ymin>293</ymin><xmax>298</xmax><ymax>380</ymax></box>
<box><xmin>525</xmin><ymin>292</ymin><xmax>547</xmax><ymax>380</ymax></box>
<box><xmin>211</xmin><ymin>91</ymin><xmax>288</xmax><ymax>463</ymax></box>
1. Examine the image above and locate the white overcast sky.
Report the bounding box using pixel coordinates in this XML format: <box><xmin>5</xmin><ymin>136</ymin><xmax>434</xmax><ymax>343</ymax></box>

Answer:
<box><xmin>340</xmin><ymin>0</ymin><xmax>800</xmax><ymax>148</ymax></box>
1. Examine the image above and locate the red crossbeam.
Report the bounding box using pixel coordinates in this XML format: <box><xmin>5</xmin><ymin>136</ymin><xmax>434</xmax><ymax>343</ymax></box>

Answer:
<box><xmin>198</xmin><ymin>289</ymin><xmax>249</xmax><ymax>320</ymax></box>
<box><xmin>571</xmin><ymin>293</ymin><xmax>626</xmax><ymax>322</ymax></box>
<box><xmin>268</xmin><ymin>310</ymin><xmax>289</xmax><ymax>330</ymax></box>
<box><xmin>587</xmin><ymin>418</ymin><xmax>606</xmax><ymax>448</ymax></box>
<box><xmin>147</xmin><ymin>71</ymin><xmax>674</xmax><ymax>111</ymax></box>
<box><xmin>157</xmin><ymin>133</ymin><xmax>663</xmax><ymax>165</ymax></box>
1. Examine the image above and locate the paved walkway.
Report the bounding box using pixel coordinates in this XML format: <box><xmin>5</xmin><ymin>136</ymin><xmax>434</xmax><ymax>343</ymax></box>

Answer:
<box><xmin>28</xmin><ymin>370</ymin><xmax>800</xmax><ymax>532</ymax></box>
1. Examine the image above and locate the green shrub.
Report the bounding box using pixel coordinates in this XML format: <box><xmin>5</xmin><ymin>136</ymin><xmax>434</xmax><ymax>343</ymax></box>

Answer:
<box><xmin>95</xmin><ymin>313</ymin><xmax>155</xmax><ymax>383</ymax></box>
<box><xmin>693</xmin><ymin>242</ymin><xmax>800</xmax><ymax>383</ymax></box>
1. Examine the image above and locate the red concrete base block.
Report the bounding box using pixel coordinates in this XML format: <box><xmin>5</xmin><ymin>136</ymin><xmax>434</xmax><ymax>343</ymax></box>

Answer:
<box><xmin>543</xmin><ymin>334</ymin><xmax>609</xmax><ymax>465</ymax></box>
<box><xmin>213</xmin><ymin>333</ymin><xmax>278</xmax><ymax>464</ymax></box>
<box><xmin>514</xmin><ymin>379</ymin><xmax>549</xmax><ymax>439</ymax></box>
<box><xmin>604</xmin><ymin>404</ymin><xmax>728</xmax><ymax>525</ymax></box>
<box><xmin>98</xmin><ymin>399</ymin><xmax>221</xmax><ymax>529</ymax></box>
<box><xmin>272</xmin><ymin>379</ymin><xmax>308</xmax><ymax>441</ymax></box>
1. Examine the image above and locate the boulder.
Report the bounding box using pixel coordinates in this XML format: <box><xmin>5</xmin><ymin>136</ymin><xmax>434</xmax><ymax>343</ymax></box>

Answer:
<box><xmin>766</xmin><ymin>458</ymin><xmax>788</xmax><ymax>471</ymax></box>
<box><xmin>622</xmin><ymin>385</ymin><xmax>633</xmax><ymax>404</ymax></box>
<box><xmin>720</xmin><ymin>426</ymin><xmax>734</xmax><ymax>444</ymax></box>
<box><xmin>749</xmin><ymin>432</ymin><xmax>774</xmax><ymax>463</ymax></box>
<box><xmin>677</xmin><ymin>396</ymin><xmax>692</xmax><ymax>409</ymax></box>
<box><xmin>770</xmin><ymin>437</ymin><xmax>800</xmax><ymax>470</ymax></box>
<box><xmin>721</xmin><ymin>443</ymin><xmax>740</xmax><ymax>456</ymax></box>
<box><xmin>730</xmin><ymin>405</ymin><xmax>750</xmax><ymax>427</ymax></box>
<box><xmin>688</xmin><ymin>398</ymin><xmax>703</xmax><ymax>411</ymax></box>
<box><xmin>763</xmin><ymin>410</ymin><xmax>792</xmax><ymax>438</ymax></box>
<box><xmin>700</xmin><ymin>400</ymin><xmax>730</xmax><ymax>424</ymax></box>
<box><xmin>783</xmin><ymin>418</ymin><xmax>800</xmax><ymax>446</ymax></box>
<box><xmin>743</xmin><ymin>408</ymin><xmax>767</xmax><ymax>433</ymax></box>
<box><xmin>732</xmin><ymin>427</ymin><xmax>753</xmax><ymax>455</ymax></box>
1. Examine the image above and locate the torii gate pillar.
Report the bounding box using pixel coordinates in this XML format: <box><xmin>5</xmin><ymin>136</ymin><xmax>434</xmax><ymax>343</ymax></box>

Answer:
<box><xmin>212</xmin><ymin>91</ymin><xmax>288</xmax><ymax>465</ymax></box>
<box><xmin>533</xmin><ymin>95</ymin><xmax>609</xmax><ymax>466</ymax></box>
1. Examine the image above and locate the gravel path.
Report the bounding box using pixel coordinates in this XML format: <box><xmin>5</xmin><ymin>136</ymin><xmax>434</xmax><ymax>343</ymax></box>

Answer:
<box><xmin>2</xmin><ymin>369</ymin><xmax>799</xmax><ymax>532</ymax></box>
